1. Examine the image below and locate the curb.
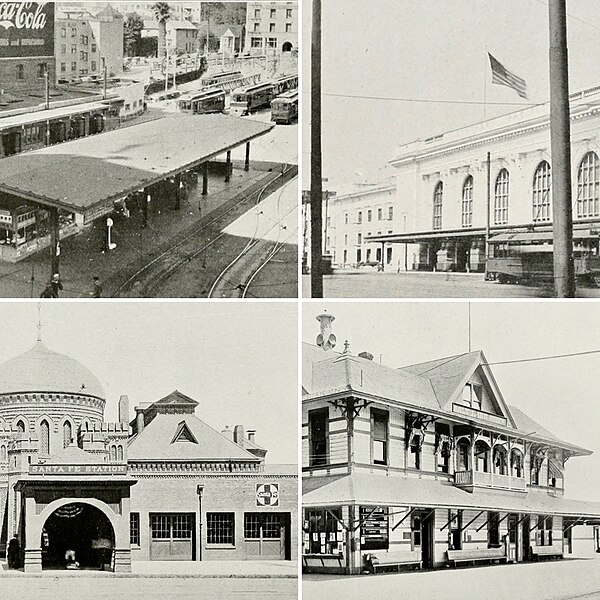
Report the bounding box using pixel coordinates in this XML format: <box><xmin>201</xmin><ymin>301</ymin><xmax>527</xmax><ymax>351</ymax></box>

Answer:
<box><xmin>0</xmin><ymin>572</ymin><xmax>298</xmax><ymax>579</ymax></box>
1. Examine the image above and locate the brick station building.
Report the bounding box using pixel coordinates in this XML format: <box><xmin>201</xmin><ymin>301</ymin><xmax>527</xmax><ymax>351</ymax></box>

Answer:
<box><xmin>0</xmin><ymin>336</ymin><xmax>296</xmax><ymax>572</ymax></box>
<box><xmin>302</xmin><ymin>316</ymin><xmax>600</xmax><ymax>574</ymax></box>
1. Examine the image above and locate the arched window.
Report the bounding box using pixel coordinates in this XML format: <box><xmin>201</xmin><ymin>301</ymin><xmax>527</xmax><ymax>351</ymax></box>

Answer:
<box><xmin>433</xmin><ymin>182</ymin><xmax>443</xmax><ymax>230</ymax></box>
<box><xmin>117</xmin><ymin>445</ymin><xmax>124</xmax><ymax>462</ymax></box>
<box><xmin>474</xmin><ymin>440</ymin><xmax>490</xmax><ymax>473</ymax></box>
<box><xmin>456</xmin><ymin>439</ymin><xmax>470</xmax><ymax>471</ymax></box>
<box><xmin>461</xmin><ymin>176</ymin><xmax>473</xmax><ymax>227</ymax></box>
<box><xmin>532</xmin><ymin>161</ymin><xmax>551</xmax><ymax>222</ymax></box>
<box><xmin>63</xmin><ymin>421</ymin><xmax>72</xmax><ymax>448</ymax></box>
<box><xmin>510</xmin><ymin>448</ymin><xmax>524</xmax><ymax>478</ymax></box>
<box><xmin>16</xmin><ymin>419</ymin><xmax>26</xmax><ymax>433</ymax></box>
<box><xmin>110</xmin><ymin>445</ymin><xmax>117</xmax><ymax>462</ymax></box>
<box><xmin>0</xmin><ymin>445</ymin><xmax>6</xmax><ymax>462</ymax></box>
<box><xmin>576</xmin><ymin>151</ymin><xmax>600</xmax><ymax>218</ymax></box>
<box><xmin>493</xmin><ymin>445</ymin><xmax>508</xmax><ymax>475</ymax></box>
<box><xmin>494</xmin><ymin>169</ymin><xmax>509</xmax><ymax>224</ymax></box>
<box><xmin>40</xmin><ymin>420</ymin><xmax>50</xmax><ymax>455</ymax></box>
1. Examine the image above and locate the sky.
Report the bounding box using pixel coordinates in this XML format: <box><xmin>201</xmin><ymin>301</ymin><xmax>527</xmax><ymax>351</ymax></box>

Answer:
<box><xmin>302</xmin><ymin>0</ymin><xmax>600</xmax><ymax>189</ymax></box>
<box><xmin>0</xmin><ymin>301</ymin><xmax>298</xmax><ymax>465</ymax></box>
<box><xmin>303</xmin><ymin>301</ymin><xmax>600</xmax><ymax>502</ymax></box>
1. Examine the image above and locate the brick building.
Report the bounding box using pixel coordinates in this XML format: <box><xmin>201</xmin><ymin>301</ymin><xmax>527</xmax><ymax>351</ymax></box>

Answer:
<box><xmin>0</xmin><ymin>336</ymin><xmax>296</xmax><ymax>571</ymax></box>
<box><xmin>245</xmin><ymin>1</ymin><xmax>297</xmax><ymax>55</ymax></box>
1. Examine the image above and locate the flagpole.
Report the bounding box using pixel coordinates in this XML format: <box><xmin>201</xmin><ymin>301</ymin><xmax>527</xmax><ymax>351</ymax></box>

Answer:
<box><xmin>483</xmin><ymin>48</ymin><xmax>488</xmax><ymax>121</ymax></box>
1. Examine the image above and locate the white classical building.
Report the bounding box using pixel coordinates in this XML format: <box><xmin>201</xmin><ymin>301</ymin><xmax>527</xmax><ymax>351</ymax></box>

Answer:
<box><xmin>324</xmin><ymin>84</ymin><xmax>600</xmax><ymax>276</ymax></box>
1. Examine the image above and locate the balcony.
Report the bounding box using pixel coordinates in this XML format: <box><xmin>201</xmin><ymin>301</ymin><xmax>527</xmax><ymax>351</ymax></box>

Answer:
<box><xmin>454</xmin><ymin>469</ymin><xmax>526</xmax><ymax>490</ymax></box>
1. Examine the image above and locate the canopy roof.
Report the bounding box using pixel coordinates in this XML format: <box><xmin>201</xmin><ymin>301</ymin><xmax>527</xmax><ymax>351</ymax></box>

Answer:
<box><xmin>0</xmin><ymin>114</ymin><xmax>273</xmax><ymax>221</ymax></box>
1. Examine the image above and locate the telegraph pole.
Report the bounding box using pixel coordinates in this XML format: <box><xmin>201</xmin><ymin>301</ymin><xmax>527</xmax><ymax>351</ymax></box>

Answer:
<box><xmin>310</xmin><ymin>0</ymin><xmax>323</xmax><ymax>297</ymax></box>
<box><xmin>549</xmin><ymin>0</ymin><xmax>575</xmax><ymax>297</ymax></box>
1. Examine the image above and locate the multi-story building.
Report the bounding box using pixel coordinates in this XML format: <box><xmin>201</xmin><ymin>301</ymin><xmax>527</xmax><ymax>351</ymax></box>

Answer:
<box><xmin>245</xmin><ymin>2</ymin><xmax>297</xmax><ymax>56</ymax></box>
<box><xmin>55</xmin><ymin>4</ymin><xmax>124</xmax><ymax>82</ymax></box>
<box><xmin>0</xmin><ymin>334</ymin><xmax>296</xmax><ymax>571</ymax></box>
<box><xmin>166</xmin><ymin>19</ymin><xmax>199</xmax><ymax>55</ymax></box>
<box><xmin>302</xmin><ymin>317</ymin><xmax>600</xmax><ymax>574</ymax></box>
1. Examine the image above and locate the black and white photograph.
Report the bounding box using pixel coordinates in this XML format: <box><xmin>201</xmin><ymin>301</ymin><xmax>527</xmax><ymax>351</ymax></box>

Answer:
<box><xmin>0</xmin><ymin>301</ymin><xmax>298</xmax><ymax>599</ymax></box>
<box><xmin>0</xmin><ymin>1</ymin><xmax>298</xmax><ymax>298</ymax></box>
<box><xmin>302</xmin><ymin>302</ymin><xmax>600</xmax><ymax>599</ymax></box>
<box><xmin>304</xmin><ymin>0</ymin><xmax>600</xmax><ymax>299</ymax></box>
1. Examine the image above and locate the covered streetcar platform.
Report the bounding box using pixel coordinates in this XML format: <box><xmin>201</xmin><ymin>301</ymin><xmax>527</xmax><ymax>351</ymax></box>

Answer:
<box><xmin>0</xmin><ymin>113</ymin><xmax>273</xmax><ymax>275</ymax></box>
<box><xmin>303</xmin><ymin>473</ymin><xmax>600</xmax><ymax>575</ymax></box>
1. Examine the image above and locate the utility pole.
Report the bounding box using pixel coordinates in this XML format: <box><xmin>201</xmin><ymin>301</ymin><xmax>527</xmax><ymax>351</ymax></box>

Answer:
<box><xmin>549</xmin><ymin>0</ymin><xmax>575</xmax><ymax>297</ymax></box>
<box><xmin>44</xmin><ymin>69</ymin><xmax>50</xmax><ymax>110</ymax></box>
<box><xmin>310</xmin><ymin>0</ymin><xmax>323</xmax><ymax>297</ymax></box>
<box><xmin>485</xmin><ymin>151</ymin><xmax>491</xmax><ymax>280</ymax></box>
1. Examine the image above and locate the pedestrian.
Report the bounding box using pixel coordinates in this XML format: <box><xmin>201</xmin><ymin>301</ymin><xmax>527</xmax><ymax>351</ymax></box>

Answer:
<box><xmin>91</xmin><ymin>276</ymin><xmax>102</xmax><ymax>298</ymax></box>
<box><xmin>50</xmin><ymin>273</ymin><xmax>63</xmax><ymax>297</ymax></box>
<box><xmin>40</xmin><ymin>282</ymin><xmax>54</xmax><ymax>298</ymax></box>
<box><xmin>7</xmin><ymin>534</ymin><xmax>20</xmax><ymax>569</ymax></box>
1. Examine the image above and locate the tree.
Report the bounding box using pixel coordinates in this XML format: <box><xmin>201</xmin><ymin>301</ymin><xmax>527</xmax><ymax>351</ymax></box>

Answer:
<box><xmin>151</xmin><ymin>2</ymin><xmax>172</xmax><ymax>60</ymax></box>
<box><xmin>123</xmin><ymin>13</ymin><xmax>144</xmax><ymax>57</ymax></box>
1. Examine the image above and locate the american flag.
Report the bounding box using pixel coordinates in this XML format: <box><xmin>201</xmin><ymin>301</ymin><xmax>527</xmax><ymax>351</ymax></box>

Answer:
<box><xmin>488</xmin><ymin>53</ymin><xmax>528</xmax><ymax>99</ymax></box>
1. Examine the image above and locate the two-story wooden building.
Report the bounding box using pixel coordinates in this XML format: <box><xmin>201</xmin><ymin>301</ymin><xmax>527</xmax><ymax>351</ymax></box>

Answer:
<box><xmin>302</xmin><ymin>334</ymin><xmax>600</xmax><ymax>574</ymax></box>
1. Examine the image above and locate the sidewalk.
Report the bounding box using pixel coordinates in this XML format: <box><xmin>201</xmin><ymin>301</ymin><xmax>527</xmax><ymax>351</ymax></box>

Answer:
<box><xmin>0</xmin><ymin>559</ymin><xmax>298</xmax><ymax>579</ymax></box>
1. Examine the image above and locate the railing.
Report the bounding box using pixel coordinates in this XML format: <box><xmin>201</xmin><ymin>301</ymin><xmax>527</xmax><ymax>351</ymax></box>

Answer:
<box><xmin>455</xmin><ymin>469</ymin><xmax>526</xmax><ymax>490</ymax></box>
<box><xmin>454</xmin><ymin>470</ymin><xmax>472</xmax><ymax>485</ymax></box>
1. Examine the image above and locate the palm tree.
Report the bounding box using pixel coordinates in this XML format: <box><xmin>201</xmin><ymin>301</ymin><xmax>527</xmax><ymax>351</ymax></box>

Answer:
<box><xmin>151</xmin><ymin>2</ymin><xmax>172</xmax><ymax>61</ymax></box>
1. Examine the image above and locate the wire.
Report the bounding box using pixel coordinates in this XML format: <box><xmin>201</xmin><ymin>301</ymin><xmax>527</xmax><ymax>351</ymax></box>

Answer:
<box><xmin>530</xmin><ymin>0</ymin><xmax>600</xmax><ymax>33</ymax></box>
<box><xmin>484</xmin><ymin>348</ymin><xmax>600</xmax><ymax>366</ymax></box>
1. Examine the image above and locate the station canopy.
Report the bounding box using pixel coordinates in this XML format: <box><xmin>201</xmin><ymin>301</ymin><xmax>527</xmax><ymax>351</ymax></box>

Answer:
<box><xmin>0</xmin><ymin>114</ymin><xmax>274</xmax><ymax>222</ymax></box>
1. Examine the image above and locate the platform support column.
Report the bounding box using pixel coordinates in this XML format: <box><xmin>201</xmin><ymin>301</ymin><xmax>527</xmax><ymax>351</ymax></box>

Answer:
<box><xmin>244</xmin><ymin>142</ymin><xmax>250</xmax><ymax>171</ymax></box>
<box><xmin>143</xmin><ymin>191</ymin><xmax>150</xmax><ymax>228</ymax></box>
<box><xmin>49</xmin><ymin>207</ymin><xmax>60</xmax><ymax>277</ymax></box>
<box><xmin>202</xmin><ymin>163</ymin><xmax>208</xmax><ymax>196</ymax></box>
<box><xmin>175</xmin><ymin>174</ymin><xmax>181</xmax><ymax>210</ymax></box>
<box><xmin>225</xmin><ymin>150</ymin><xmax>231</xmax><ymax>182</ymax></box>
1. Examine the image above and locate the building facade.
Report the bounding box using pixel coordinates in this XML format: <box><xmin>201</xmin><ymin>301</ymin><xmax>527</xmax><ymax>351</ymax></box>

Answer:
<box><xmin>0</xmin><ymin>338</ymin><xmax>296</xmax><ymax>571</ymax></box>
<box><xmin>245</xmin><ymin>2</ymin><xmax>297</xmax><ymax>55</ymax></box>
<box><xmin>302</xmin><ymin>319</ymin><xmax>600</xmax><ymax>574</ymax></box>
<box><xmin>166</xmin><ymin>20</ymin><xmax>199</xmax><ymax>55</ymax></box>
<box><xmin>55</xmin><ymin>4</ymin><xmax>124</xmax><ymax>82</ymax></box>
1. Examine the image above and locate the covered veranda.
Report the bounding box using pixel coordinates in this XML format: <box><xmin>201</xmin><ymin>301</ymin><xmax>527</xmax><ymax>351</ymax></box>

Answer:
<box><xmin>0</xmin><ymin>113</ymin><xmax>274</xmax><ymax>274</ymax></box>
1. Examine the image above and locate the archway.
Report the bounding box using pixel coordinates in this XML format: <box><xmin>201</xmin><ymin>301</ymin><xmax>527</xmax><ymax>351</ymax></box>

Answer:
<box><xmin>41</xmin><ymin>502</ymin><xmax>115</xmax><ymax>570</ymax></box>
<box><xmin>282</xmin><ymin>41</ymin><xmax>293</xmax><ymax>52</ymax></box>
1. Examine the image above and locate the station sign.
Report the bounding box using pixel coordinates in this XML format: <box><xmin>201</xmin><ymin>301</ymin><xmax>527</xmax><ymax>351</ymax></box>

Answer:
<box><xmin>0</xmin><ymin>2</ymin><xmax>55</xmax><ymax>59</ymax></box>
<box><xmin>256</xmin><ymin>483</ymin><xmax>279</xmax><ymax>507</ymax></box>
<box><xmin>30</xmin><ymin>463</ymin><xmax>128</xmax><ymax>475</ymax></box>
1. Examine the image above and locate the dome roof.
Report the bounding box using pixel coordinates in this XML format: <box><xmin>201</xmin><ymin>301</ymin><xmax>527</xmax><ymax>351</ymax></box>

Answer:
<box><xmin>0</xmin><ymin>341</ymin><xmax>105</xmax><ymax>399</ymax></box>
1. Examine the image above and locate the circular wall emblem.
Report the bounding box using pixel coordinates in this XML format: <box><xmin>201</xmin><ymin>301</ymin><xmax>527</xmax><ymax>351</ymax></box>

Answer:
<box><xmin>256</xmin><ymin>483</ymin><xmax>279</xmax><ymax>507</ymax></box>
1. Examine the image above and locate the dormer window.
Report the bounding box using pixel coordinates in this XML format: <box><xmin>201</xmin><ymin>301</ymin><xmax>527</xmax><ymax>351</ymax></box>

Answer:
<box><xmin>462</xmin><ymin>383</ymin><xmax>482</xmax><ymax>410</ymax></box>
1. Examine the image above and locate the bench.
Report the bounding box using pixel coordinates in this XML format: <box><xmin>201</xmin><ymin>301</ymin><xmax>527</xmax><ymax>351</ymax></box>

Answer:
<box><xmin>447</xmin><ymin>546</ymin><xmax>507</xmax><ymax>568</ymax></box>
<box><xmin>530</xmin><ymin>545</ymin><xmax>563</xmax><ymax>560</ymax></box>
<box><xmin>365</xmin><ymin>550</ymin><xmax>422</xmax><ymax>574</ymax></box>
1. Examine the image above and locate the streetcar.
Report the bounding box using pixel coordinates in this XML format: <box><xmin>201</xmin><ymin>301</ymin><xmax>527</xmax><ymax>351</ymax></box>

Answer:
<box><xmin>200</xmin><ymin>70</ymin><xmax>242</xmax><ymax>88</ymax></box>
<box><xmin>230</xmin><ymin>82</ymin><xmax>275</xmax><ymax>116</ymax></box>
<box><xmin>272</xmin><ymin>74</ymin><xmax>298</xmax><ymax>95</ymax></box>
<box><xmin>177</xmin><ymin>88</ymin><xmax>226</xmax><ymax>114</ymax></box>
<box><xmin>487</xmin><ymin>229</ymin><xmax>600</xmax><ymax>286</ymax></box>
<box><xmin>271</xmin><ymin>90</ymin><xmax>299</xmax><ymax>124</ymax></box>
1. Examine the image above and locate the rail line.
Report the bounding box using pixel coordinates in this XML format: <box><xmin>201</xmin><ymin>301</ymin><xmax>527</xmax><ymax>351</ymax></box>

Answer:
<box><xmin>207</xmin><ymin>177</ymin><xmax>296</xmax><ymax>298</ymax></box>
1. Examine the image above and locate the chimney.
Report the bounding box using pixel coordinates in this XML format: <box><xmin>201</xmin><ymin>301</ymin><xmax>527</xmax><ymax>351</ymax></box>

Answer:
<box><xmin>233</xmin><ymin>425</ymin><xmax>246</xmax><ymax>445</ymax></box>
<box><xmin>358</xmin><ymin>351</ymin><xmax>374</xmax><ymax>361</ymax></box>
<box><xmin>221</xmin><ymin>425</ymin><xmax>233</xmax><ymax>441</ymax></box>
<box><xmin>247</xmin><ymin>429</ymin><xmax>256</xmax><ymax>443</ymax></box>
<box><xmin>135</xmin><ymin>407</ymin><xmax>145</xmax><ymax>434</ymax></box>
<box><xmin>118</xmin><ymin>395</ymin><xmax>129</xmax><ymax>424</ymax></box>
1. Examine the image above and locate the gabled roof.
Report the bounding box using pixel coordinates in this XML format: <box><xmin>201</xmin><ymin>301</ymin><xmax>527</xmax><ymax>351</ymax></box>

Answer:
<box><xmin>128</xmin><ymin>413</ymin><xmax>260</xmax><ymax>462</ymax></box>
<box><xmin>154</xmin><ymin>389</ymin><xmax>198</xmax><ymax>407</ymax></box>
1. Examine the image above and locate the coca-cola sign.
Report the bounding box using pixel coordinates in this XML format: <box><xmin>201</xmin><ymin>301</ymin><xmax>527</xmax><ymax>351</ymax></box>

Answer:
<box><xmin>0</xmin><ymin>2</ymin><xmax>54</xmax><ymax>59</ymax></box>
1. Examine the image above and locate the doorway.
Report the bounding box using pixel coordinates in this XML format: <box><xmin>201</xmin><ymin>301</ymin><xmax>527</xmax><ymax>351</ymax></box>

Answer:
<box><xmin>243</xmin><ymin>512</ymin><xmax>291</xmax><ymax>560</ymax></box>
<box><xmin>412</xmin><ymin>510</ymin><xmax>434</xmax><ymax>569</ymax></box>
<box><xmin>149</xmin><ymin>513</ymin><xmax>195</xmax><ymax>561</ymax></box>
<box><xmin>521</xmin><ymin>515</ymin><xmax>531</xmax><ymax>561</ymax></box>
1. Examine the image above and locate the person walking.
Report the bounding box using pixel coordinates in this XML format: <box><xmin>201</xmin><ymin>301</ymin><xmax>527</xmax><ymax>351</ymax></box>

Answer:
<box><xmin>50</xmin><ymin>273</ymin><xmax>63</xmax><ymax>297</ymax></box>
<box><xmin>7</xmin><ymin>534</ymin><xmax>20</xmax><ymax>569</ymax></box>
<box><xmin>91</xmin><ymin>276</ymin><xmax>102</xmax><ymax>298</ymax></box>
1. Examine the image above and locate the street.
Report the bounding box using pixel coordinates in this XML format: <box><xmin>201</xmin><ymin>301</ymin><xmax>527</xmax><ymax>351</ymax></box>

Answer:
<box><xmin>302</xmin><ymin>270</ymin><xmax>600</xmax><ymax>298</ymax></box>
<box><xmin>303</xmin><ymin>555</ymin><xmax>600</xmax><ymax>600</ymax></box>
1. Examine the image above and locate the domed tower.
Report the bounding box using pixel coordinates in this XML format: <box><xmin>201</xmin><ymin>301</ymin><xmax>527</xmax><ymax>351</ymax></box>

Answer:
<box><xmin>0</xmin><ymin>340</ymin><xmax>106</xmax><ymax>457</ymax></box>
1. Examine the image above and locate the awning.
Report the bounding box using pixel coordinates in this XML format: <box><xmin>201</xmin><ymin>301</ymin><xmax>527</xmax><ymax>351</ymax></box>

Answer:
<box><xmin>0</xmin><ymin>113</ymin><xmax>274</xmax><ymax>222</ymax></box>
<box><xmin>303</xmin><ymin>473</ymin><xmax>600</xmax><ymax>520</ymax></box>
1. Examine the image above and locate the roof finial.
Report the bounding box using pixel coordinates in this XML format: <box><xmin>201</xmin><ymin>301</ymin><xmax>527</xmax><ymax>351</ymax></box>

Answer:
<box><xmin>36</xmin><ymin>302</ymin><xmax>43</xmax><ymax>342</ymax></box>
<box><xmin>343</xmin><ymin>340</ymin><xmax>350</xmax><ymax>354</ymax></box>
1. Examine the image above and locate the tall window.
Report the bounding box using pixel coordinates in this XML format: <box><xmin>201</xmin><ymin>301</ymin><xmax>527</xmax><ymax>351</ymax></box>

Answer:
<box><xmin>494</xmin><ymin>169</ymin><xmax>509</xmax><ymax>224</ymax></box>
<box><xmin>371</xmin><ymin>409</ymin><xmax>388</xmax><ymax>465</ymax></box>
<box><xmin>207</xmin><ymin>513</ymin><xmax>235</xmax><ymax>544</ymax></box>
<box><xmin>461</xmin><ymin>176</ymin><xmax>473</xmax><ymax>227</ymax></box>
<box><xmin>130</xmin><ymin>512</ymin><xmax>140</xmax><ymax>545</ymax></box>
<box><xmin>16</xmin><ymin>64</ymin><xmax>24</xmax><ymax>80</ymax></box>
<box><xmin>487</xmin><ymin>512</ymin><xmax>500</xmax><ymax>547</ymax></box>
<box><xmin>377</xmin><ymin>208</ymin><xmax>383</xmax><ymax>221</ymax></box>
<box><xmin>0</xmin><ymin>445</ymin><xmax>6</xmax><ymax>462</ymax></box>
<box><xmin>308</xmin><ymin>408</ymin><xmax>329</xmax><ymax>466</ymax></box>
<box><xmin>474</xmin><ymin>440</ymin><xmax>490</xmax><ymax>472</ymax></box>
<box><xmin>576</xmin><ymin>151</ymin><xmax>600</xmax><ymax>218</ymax></box>
<box><xmin>493</xmin><ymin>445</ymin><xmax>508</xmax><ymax>475</ymax></box>
<box><xmin>63</xmin><ymin>421</ymin><xmax>72</xmax><ymax>448</ymax></box>
<box><xmin>357</xmin><ymin>211</ymin><xmax>363</xmax><ymax>224</ymax></box>
<box><xmin>462</xmin><ymin>383</ymin><xmax>482</xmax><ymax>410</ymax></box>
<box><xmin>448</xmin><ymin>509</ymin><xmax>462</xmax><ymax>550</ymax></box>
<box><xmin>388</xmin><ymin>206</ymin><xmax>394</xmax><ymax>220</ymax></box>
<box><xmin>16</xmin><ymin>419</ymin><xmax>26</xmax><ymax>432</ymax></box>
<box><xmin>456</xmin><ymin>439</ymin><xmax>470</xmax><ymax>471</ymax></box>
<box><xmin>433</xmin><ymin>182</ymin><xmax>443</xmax><ymax>230</ymax></box>
<box><xmin>40</xmin><ymin>420</ymin><xmax>50</xmax><ymax>455</ymax></box>
<box><xmin>532</xmin><ymin>161</ymin><xmax>552</xmax><ymax>222</ymax></box>
<box><xmin>510</xmin><ymin>448</ymin><xmax>523</xmax><ymax>478</ymax></box>
<box><xmin>367</xmin><ymin>210</ymin><xmax>372</xmax><ymax>222</ymax></box>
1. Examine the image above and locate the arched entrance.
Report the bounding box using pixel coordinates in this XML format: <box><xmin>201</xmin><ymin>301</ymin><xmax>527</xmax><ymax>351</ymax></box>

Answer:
<box><xmin>282</xmin><ymin>41</ymin><xmax>293</xmax><ymax>52</ymax></box>
<box><xmin>41</xmin><ymin>502</ymin><xmax>115</xmax><ymax>570</ymax></box>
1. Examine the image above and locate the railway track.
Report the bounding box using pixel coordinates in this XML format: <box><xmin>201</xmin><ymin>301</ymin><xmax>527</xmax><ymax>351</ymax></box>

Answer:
<box><xmin>207</xmin><ymin>177</ymin><xmax>296</xmax><ymax>299</ymax></box>
<box><xmin>112</xmin><ymin>164</ymin><xmax>297</xmax><ymax>298</ymax></box>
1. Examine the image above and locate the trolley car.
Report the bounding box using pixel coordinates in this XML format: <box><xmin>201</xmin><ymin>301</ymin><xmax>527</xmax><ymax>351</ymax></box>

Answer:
<box><xmin>200</xmin><ymin>70</ymin><xmax>242</xmax><ymax>88</ymax></box>
<box><xmin>177</xmin><ymin>88</ymin><xmax>226</xmax><ymax>114</ymax></box>
<box><xmin>230</xmin><ymin>82</ymin><xmax>275</xmax><ymax>116</ymax></box>
<box><xmin>272</xmin><ymin>74</ymin><xmax>298</xmax><ymax>95</ymax></box>
<box><xmin>271</xmin><ymin>90</ymin><xmax>299</xmax><ymax>124</ymax></box>
<box><xmin>487</xmin><ymin>230</ymin><xmax>600</xmax><ymax>286</ymax></box>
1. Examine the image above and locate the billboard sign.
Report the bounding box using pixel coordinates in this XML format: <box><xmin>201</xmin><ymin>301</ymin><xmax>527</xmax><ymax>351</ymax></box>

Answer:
<box><xmin>0</xmin><ymin>2</ymin><xmax>55</xmax><ymax>59</ymax></box>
